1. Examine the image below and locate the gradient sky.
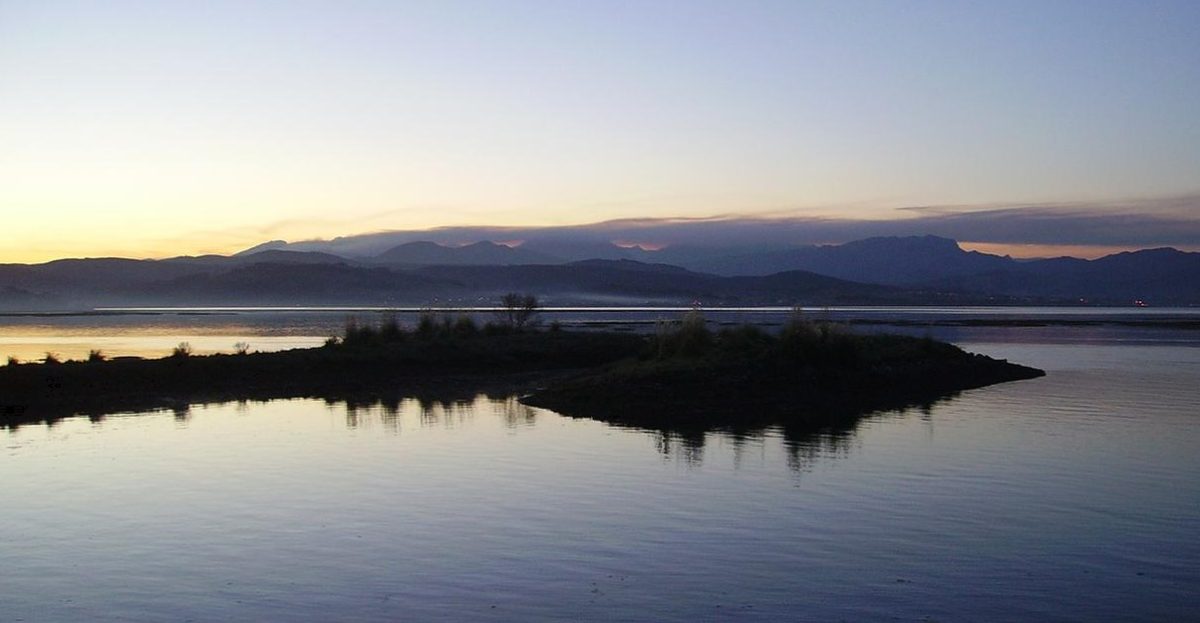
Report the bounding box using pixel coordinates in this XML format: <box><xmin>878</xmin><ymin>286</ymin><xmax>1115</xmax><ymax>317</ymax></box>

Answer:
<box><xmin>2</xmin><ymin>0</ymin><xmax>1198</xmax><ymax>262</ymax></box>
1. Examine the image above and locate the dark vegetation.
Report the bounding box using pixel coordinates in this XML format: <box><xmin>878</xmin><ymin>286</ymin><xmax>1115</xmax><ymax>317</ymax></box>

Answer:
<box><xmin>0</xmin><ymin>304</ymin><xmax>1043</xmax><ymax>433</ymax></box>
<box><xmin>0</xmin><ymin>307</ymin><xmax>637</xmax><ymax>428</ymax></box>
<box><xmin>523</xmin><ymin>310</ymin><xmax>1044</xmax><ymax>431</ymax></box>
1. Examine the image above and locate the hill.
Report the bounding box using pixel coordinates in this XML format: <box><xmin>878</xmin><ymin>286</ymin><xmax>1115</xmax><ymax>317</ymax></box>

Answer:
<box><xmin>375</xmin><ymin>240</ymin><xmax>560</xmax><ymax>266</ymax></box>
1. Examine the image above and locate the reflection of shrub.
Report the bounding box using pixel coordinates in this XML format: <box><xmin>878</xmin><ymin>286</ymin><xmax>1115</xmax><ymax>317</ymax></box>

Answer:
<box><xmin>87</xmin><ymin>349</ymin><xmax>107</xmax><ymax>363</ymax></box>
<box><xmin>171</xmin><ymin>342</ymin><xmax>193</xmax><ymax>358</ymax></box>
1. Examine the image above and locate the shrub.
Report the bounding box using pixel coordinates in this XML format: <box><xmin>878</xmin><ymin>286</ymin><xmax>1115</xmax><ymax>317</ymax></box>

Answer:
<box><xmin>716</xmin><ymin>324</ymin><xmax>770</xmax><ymax>357</ymax></box>
<box><xmin>233</xmin><ymin>342</ymin><xmax>251</xmax><ymax>355</ymax></box>
<box><xmin>416</xmin><ymin>309</ymin><xmax>439</xmax><ymax>339</ymax></box>
<box><xmin>6</xmin><ymin>356</ymin><xmax>19</xmax><ymax>367</ymax></box>
<box><xmin>343</xmin><ymin>317</ymin><xmax>370</xmax><ymax>346</ymax></box>
<box><xmin>379</xmin><ymin>313</ymin><xmax>403</xmax><ymax>342</ymax></box>
<box><xmin>652</xmin><ymin>310</ymin><xmax>713</xmax><ymax>359</ymax></box>
<box><xmin>171</xmin><ymin>342</ymin><xmax>193</xmax><ymax>358</ymax></box>
<box><xmin>87</xmin><ymin>349</ymin><xmax>107</xmax><ymax>363</ymax></box>
<box><xmin>482</xmin><ymin>320</ymin><xmax>511</xmax><ymax>336</ymax></box>
<box><xmin>43</xmin><ymin>352</ymin><xmax>61</xmax><ymax>365</ymax></box>
<box><xmin>452</xmin><ymin>314</ymin><xmax>479</xmax><ymax>337</ymax></box>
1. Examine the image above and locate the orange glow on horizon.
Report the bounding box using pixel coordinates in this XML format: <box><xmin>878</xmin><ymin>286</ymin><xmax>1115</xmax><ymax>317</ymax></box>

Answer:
<box><xmin>612</xmin><ymin>240</ymin><xmax>667</xmax><ymax>251</ymax></box>
<box><xmin>957</xmin><ymin>241</ymin><xmax>1186</xmax><ymax>260</ymax></box>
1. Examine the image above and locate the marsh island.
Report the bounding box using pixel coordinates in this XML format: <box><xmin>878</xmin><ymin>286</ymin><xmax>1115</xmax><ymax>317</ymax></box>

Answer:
<box><xmin>0</xmin><ymin>311</ymin><xmax>1042</xmax><ymax>431</ymax></box>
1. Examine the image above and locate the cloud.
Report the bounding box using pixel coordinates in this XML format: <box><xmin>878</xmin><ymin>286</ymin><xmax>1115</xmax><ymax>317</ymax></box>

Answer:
<box><xmin>894</xmin><ymin>196</ymin><xmax>1200</xmax><ymax>247</ymax></box>
<box><xmin>531</xmin><ymin>194</ymin><xmax>1200</xmax><ymax>249</ymax></box>
<box><xmin>214</xmin><ymin>193</ymin><xmax>1200</xmax><ymax>258</ymax></box>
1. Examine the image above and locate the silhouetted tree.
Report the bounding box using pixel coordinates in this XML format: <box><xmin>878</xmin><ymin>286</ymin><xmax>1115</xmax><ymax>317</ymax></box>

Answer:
<box><xmin>498</xmin><ymin>293</ymin><xmax>539</xmax><ymax>330</ymax></box>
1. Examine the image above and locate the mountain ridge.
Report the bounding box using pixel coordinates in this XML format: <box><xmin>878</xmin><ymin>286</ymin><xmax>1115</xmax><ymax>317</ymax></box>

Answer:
<box><xmin>3</xmin><ymin>235</ymin><xmax>1197</xmax><ymax>309</ymax></box>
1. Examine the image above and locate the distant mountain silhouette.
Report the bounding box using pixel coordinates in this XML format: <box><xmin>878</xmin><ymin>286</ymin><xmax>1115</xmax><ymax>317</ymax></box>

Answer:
<box><xmin>658</xmin><ymin>236</ymin><xmax>1200</xmax><ymax>304</ymax></box>
<box><xmin>410</xmin><ymin>260</ymin><xmax>902</xmax><ymax>306</ymax></box>
<box><xmin>686</xmin><ymin>235</ymin><xmax>1015</xmax><ymax>283</ymax></box>
<box><xmin>568</xmin><ymin>259</ymin><xmax>691</xmax><ymax>273</ymax></box>
<box><xmin>931</xmin><ymin>247</ymin><xmax>1200</xmax><ymax>304</ymax></box>
<box><xmin>0</xmin><ymin>255</ymin><xmax>913</xmax><ymax>310</ymax></box>
<box><xmin>375</xmin><ymin>241</ymin><xmax>561</xmax><ymax>266</ymax></box>
<box><xmin>229</xmin><ymin>249</ymin><xmax>352</xmax><ymax>265</ymax></box>
<box><xmin>234</xmin><ymin>240</ymin><xmax>291</xmax><ymax>256</ymax></box>
<box><xmin>145</xmin><ymin>263</ymin><xmax>448</xmax><ymax>306</ymax></box>
<box><xmin>519</xmin><ymin>239</ymin><xmax>657</xmax><ymax>262</ymax></box>
<box><xmin>4</xmin><ymin>235</ymin><xmax>1198</xmax><ymax>310</ymax></box>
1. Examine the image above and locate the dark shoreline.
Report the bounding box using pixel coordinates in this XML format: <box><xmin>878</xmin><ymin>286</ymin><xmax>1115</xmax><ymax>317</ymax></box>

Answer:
<box><xmin>1</xmin><ymin>325</ymin><xmax>1044</xmax><ymax>432</ymax></box>
<box><xmin>0</xmin><ymin>330</ymin><xmax>641</xmax><ymax>428</ymax></box>
<box><xmin>523</xmin><ymin>335</ymin><xmax>1044</xmax><ymax>431</ymax></box>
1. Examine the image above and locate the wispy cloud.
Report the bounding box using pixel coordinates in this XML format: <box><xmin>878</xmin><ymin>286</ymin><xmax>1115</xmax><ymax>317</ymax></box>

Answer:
<box><xmin>175</xmin><ymin>193</ymin><xmax>1200</xmax><ymax>260</ymax></box>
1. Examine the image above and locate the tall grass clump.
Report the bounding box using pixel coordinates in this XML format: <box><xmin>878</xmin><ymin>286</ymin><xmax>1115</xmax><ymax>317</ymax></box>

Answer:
<box><xmin>342</xmin><ymin>314</ymin><xmax>409</xmax><ymax>347</ymax></box>
<box><xmin>779</xmin><ymin>309</ymin><xmax>859</xmax><ymax>366</ymax></box>
<box><xmin>336</xmin><ymin>311</ymin><xmax>488</xmax><ymax>348</ymax></box>
<box><xmin>651</xmin><ymin>309</ymin><xmax>713</xmax><ymax>359</ymax></box>
<box><xmin>452</xmin><ymin>314</ymin><xmax>479</xmax><ymax>337</ymax></box>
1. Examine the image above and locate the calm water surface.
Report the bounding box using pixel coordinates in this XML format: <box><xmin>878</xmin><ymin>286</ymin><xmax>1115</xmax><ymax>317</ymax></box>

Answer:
<box><xmin>2</xmin><ymin>325</ymin><xmax>1198</xmax><ymax>621</ymax></box>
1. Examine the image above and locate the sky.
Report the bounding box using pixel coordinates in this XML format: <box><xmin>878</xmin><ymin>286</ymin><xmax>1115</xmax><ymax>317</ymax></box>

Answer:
<box><xmin>1</xmin><ymin>0</ymin><xmax>1198</xmax><ymax>263</ymax></box>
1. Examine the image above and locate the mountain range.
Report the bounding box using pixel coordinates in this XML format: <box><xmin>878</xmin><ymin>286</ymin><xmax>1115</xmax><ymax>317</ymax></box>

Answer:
<box><xmin>1</xmin><ymin>235</ymin><xmax>1196</xmax><ymax>310</ymax></box>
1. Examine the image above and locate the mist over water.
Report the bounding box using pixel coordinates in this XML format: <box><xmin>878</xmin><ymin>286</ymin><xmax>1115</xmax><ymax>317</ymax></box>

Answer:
<box><xmin>2</xmin><ymin>314</ymin><xmax>1198</xmax><ymax>621</ymax></box>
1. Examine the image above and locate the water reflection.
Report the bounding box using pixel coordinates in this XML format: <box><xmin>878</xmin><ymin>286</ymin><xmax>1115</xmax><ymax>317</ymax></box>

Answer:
<box><xmin>2</xmin><ymin>383</ymin><xmax>943</xmax><ymax>476</ymax></box>
<box><xmin>320</xmin><ymin>392</ymin><xmax>541</xmax><ymax>434</ymax></box>
<box><xmin>643</xmin><ymin>412</ymin><xmax>888</xmax><ymax>472</ymax></box>
<box><xmin>780</xmin><ymin>424</ymin><xmax>859</xmax><ymax>473</ymax></box>
<box><xmin>492</xmin><ymin>395</ymin><xmax>538</xmax><ymax>429</ymax></box>
<box><xmin>653</xmin><ymin>429</ymin><xmax>707</xmax><ymax>466</ymax></box>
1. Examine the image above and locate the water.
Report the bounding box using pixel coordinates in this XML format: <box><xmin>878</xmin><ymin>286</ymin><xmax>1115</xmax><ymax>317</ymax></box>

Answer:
<box><xmin>3</xmin><ymin>306</ymin><xmax>1198</xmax><ymax>361</ymax></box>
<box><xmin>2</xmin><ymin>317</ymin><xmax>1199</xmax><ymax>621</ymax></box>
